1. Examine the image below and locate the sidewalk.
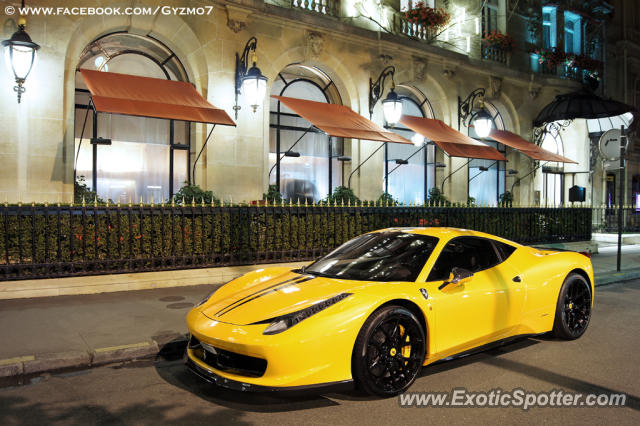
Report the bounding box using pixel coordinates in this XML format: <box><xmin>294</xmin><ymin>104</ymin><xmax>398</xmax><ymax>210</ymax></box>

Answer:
<box><xmin>0</xmin><ymin>243</ymin><xmax>639</xmax><ymax>383</ymax></box>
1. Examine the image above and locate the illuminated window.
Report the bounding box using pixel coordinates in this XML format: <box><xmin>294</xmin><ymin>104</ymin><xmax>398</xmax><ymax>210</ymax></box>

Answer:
<box><xmin>384</xmin><ymin>88</ymin><xmax>435</xmax><ymax>205</ymax></box>
<box><xmin>542</xmin><ymin>6</ymin><xmax>557</xmax><ymax>49</ymax></box>
<box><xmin>482</xmin><ymin>0</ymin><xmax>499</xmax><ymax>34</ymax></box>
<box><xmin>540</xmin><ymin>132</ymin><xmax>565</xmax><ymax>207</ymax></box>
<box><xmin>467</xmin><ymin>102</ymin><xmax>506</xmax><ymax>206</ymax></box>
<box><xmin>564</xmin><ymin>11</ymin><xmax>582</xmax><ymax>54</ymax></box>
<box><xmin>269</xmin><ymin>64</ymin><xmax>343</xmax><ymax>202</ymax></box>
<box><xmin>74</xmin><ymin>33</ymin><xmax>190</xmax><ymax>204</ymax></box>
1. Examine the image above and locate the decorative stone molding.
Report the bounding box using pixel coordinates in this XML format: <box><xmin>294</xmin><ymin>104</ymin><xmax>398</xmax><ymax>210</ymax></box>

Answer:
<box><xmin>528</xmin><ymin>86</ymin><xmax>541</xmax><ymax>99</ymax></box>
<box><xmin>413</xmin><ymin>58</ymin><xmax>427</xmax><ymax>81</ymax></box>
<box><xmin>379</xmin><ymin>54</ymin><xmax>393</xmax><ymax>66</ymax></box>
<box><xmin>442</xmin><ymin>67</ymin><xmax>456</xmax><ymax>79</ymax></box>
<box><xmin>488</xmin><ymin>76</ymin><xmax>502</xmax><ymax>98</ymax></box>
<box><xmin>306</xmin><ymin>31</ymin><xmax>325</xmax><ymax>59</ymax></box>
<box><xmin>226</xmin><ymin>5</ymin><xmax>252</xmax><ymax>33</ymax></box>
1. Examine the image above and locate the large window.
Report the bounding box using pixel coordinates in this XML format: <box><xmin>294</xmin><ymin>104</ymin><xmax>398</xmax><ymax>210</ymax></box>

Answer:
<box><xmin>564</xmin><ymin>11</ymin><xmax>582</xmax><ymax>54</ymax></box>
<box><xmin>482</xmin><ymin>0</ymin><xmax>500</xmax><ymax>35</ymax></box>
<box><xmin>542</xmin><ymin>6</ymin><xmax>557</xmax><ymax>49</ymax></box>
<box><xmin>540</xmin><ymin>132</ymin><xmax>565</xmax><ymax>207</ymax></box>
<box><xmin>74</xmin><ymin>33</ymin><xmax>190</xmax><ymax>203</ymax></box>
<box><xmin>384</xmin><ymin>88</ymin><xmax>435</xmax><ymax>204</ymax></box>
<box><xmin>467</xmin><ymin>103</ymin><xmax>506</xmax><ymax>206</ymax></box>
<box><xmin>269</xmin><ymin>65</ymin><xmax>343</xmax><ymax>202</ymax></box>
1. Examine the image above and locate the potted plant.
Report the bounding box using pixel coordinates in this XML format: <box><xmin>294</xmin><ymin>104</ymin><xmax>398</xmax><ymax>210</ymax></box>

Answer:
<box><xmin>404</xmin><ymin>2</ymin><xmax>451</xmax><ymax>37</ymax></box>
<box><xmin>482</xmin><ymin>30</ymin><xmax>516</xmax><ymax>52</ymax></box>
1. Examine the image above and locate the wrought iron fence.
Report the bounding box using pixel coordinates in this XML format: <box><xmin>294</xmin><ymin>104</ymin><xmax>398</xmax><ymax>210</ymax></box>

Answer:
<box><xmin>0</xmin><ymin>202</ymin><xmax>592</xmax><ymax>281</ymax></box>
<box><xmin>592</xmin><ymin>206</ymin><xmax>640</xmax><ymax>233</ymax></box>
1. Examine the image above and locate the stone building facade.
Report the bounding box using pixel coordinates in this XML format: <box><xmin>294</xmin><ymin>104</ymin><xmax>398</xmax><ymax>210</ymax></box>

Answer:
<box><xmin>0</xmin><ymin>0</ymin><xmax>635</xmax><ymax>208</ymax></box>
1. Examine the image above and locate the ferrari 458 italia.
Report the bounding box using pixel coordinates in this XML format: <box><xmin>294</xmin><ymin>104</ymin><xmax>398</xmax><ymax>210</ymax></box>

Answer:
<box><xmin>185</xmin><ymin>227</ymin><xmax>593</xmax><ymax>396</ymax></box>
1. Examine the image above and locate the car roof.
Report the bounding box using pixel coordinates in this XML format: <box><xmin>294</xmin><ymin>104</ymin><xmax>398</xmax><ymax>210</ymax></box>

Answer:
<box><xmin>373</xmin><ymin>227</ymin><xmax>522</xmax><ymax>247</ymax></box>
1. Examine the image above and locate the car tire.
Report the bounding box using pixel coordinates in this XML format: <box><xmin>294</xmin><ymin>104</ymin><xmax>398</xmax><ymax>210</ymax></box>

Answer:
<box><xmin>352</xmin><ymin>305</ymin><xmax>426</xmax><ymax>397</ymax></box>
<box><xmin>552</xmin><ymin>273</ymin><xmax>592</xmax><ymax>340</ymax></box>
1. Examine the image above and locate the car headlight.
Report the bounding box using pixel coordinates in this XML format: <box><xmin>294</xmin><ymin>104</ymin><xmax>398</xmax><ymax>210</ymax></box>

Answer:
<box><xmin>253</xmin><ymin>293</ymin><xmax>352</xmax><ymax>335</ymax></box>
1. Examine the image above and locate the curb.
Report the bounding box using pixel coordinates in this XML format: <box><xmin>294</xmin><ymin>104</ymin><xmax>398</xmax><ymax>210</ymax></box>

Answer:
<box><xmin>0</xmin><ymin>335</ymin><xmax>188</xmax><ymax>385</ymax></box>
<box><xmin>594</xmin><ymin>268</ymin><xmax>640</xmax><ymax>286</ymax></box>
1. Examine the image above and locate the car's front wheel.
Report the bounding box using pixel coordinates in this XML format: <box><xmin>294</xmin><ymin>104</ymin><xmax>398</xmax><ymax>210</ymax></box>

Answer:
<box><xmin>552</xmin><ymin>273</ymin><xmax>592</xmax><ymax>339</ymax></box>
<box><xmin>352</xmin><ymin>305</ymin><xmax>426</xmax><ymax>397</ymax></box>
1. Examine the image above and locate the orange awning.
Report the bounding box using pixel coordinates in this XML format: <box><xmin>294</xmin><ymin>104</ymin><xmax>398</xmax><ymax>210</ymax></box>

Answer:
<box><xmin>80</xmin><ymin>69</ymin><xmax>235</xmax><ymax>126</ymax></box>
<box><xmin>399</xmin><ymin>116</ymin><xmax>506</xmax><ymax>161</ymax></box>
<box><xmin>489</xmin><ymin>129</ymin><xmax>577</xmax><ymax>164</ymax></box>
<box><xmin>273</xmin><ymin>95</ymin><xmax>411</xmax><ymax>144</ymax></box>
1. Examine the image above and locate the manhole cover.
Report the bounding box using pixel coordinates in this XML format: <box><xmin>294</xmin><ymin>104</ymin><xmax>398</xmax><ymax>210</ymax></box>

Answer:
<box><xmin>166</xmin><ymin>302</ymin><xmax>194</xmax><ymax>309</ymax></box>
<box><xmin>159</xmin><ymin>296</ymin><xmax>185</xmax><ymax>302</ymax></box>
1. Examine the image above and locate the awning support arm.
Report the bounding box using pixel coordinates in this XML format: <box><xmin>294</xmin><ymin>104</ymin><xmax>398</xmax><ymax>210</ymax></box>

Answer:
<box><xmin>192</xmin><ymin>124</ymin><xmax>216</xmax><ymax>185</ymax></box>
<box><xmin>441</xmin><ymin>158</ymin><xmax>472</xmax><ymax>192</ymax></box>
<box><xmin>385</xmin><ymin>144</ymin><xmax>425</xmax><ymax>180</ymax></box>
<box><xmin>347</xmin><ymin>143</ymin><xmax>385</xmax><ymax>189</ymax></box>
<box><xmin>268</xmin><ymin>124</ymin><xmax>315</xmax><ymax>179</ymax></box>
<box><xmin>511</xmin><ymin>161</ymin><xmax>549</xmax><ymax>193</ymax></box>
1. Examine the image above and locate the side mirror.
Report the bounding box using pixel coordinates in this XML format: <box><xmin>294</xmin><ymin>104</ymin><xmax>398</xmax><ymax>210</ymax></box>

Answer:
<box><xmin>438</xmin><ymin>267</ymin><xmax>474</xmax><ymax>290</ymax></box>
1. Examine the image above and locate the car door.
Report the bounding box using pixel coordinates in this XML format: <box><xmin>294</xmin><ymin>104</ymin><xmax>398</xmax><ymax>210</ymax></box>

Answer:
<box><xmin>426</xmin><ymin>236</ymin><xmax>524</xmax><ymax>357</ymax></box>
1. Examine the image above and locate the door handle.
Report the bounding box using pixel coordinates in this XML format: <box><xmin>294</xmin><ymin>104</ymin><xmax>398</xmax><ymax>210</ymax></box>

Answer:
<box><xmin>512</xmin><ymin>276</ymin><xmax>521</xmax><ymax>283</ymax></box>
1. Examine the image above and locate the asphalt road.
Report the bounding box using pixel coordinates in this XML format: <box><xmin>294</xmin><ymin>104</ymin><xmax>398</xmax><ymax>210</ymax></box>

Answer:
<box><xmin>1</xmin><ymin>280</ymin><xmax>639</xmax><ymax>425</ymax></box>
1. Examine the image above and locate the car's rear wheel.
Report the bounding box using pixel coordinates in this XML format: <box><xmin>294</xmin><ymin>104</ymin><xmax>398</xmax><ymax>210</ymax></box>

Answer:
<box><xmin>352</xmin><ymin>306</ymin><xmax>426</xmax><ymax>397</ymax></box>
<box><xmin>552</xmin><ymin>273</ymin><xmax>592</xmax><ymax>339</ymax></box>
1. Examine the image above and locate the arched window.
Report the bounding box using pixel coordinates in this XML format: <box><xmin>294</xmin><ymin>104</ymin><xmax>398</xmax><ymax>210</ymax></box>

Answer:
<box><xmin>74</xmin><ymin>33</ymin><xmax>190</xmax><ymax>203</ymax></box>
<box><xmin>269</xmin><ymin>64</ymin><xmax>342</xmax><ymax>202</ymax></box>
<box><xmin>467</xmin><ymin>101</ymin><xmax>506</xmax><ymax>205</ymax></box>
<box><xmin>540</xmin><ymin>131</ymin><xmax>565</xmax><ymax>206</ymax></box>
<box><xmin>384</xmin><ymin>86</ymin><xmax>435</xmax><ymax>204</ymax></box>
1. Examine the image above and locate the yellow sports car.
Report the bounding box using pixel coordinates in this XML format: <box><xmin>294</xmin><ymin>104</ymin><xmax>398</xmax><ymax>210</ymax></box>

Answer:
<box><xmin>185</xmin><ymin>227</ymin><xmax>594</xmax><ymax>396</ymax></box>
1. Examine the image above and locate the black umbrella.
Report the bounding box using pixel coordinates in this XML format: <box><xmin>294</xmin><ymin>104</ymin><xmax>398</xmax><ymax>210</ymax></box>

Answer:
<box><xmin>533</xmin><ymin>87</ymin><xmax>637</xmax><ymax>130</ymax></box>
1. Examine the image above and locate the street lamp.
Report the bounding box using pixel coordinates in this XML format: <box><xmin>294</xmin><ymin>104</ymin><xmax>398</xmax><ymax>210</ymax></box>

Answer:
<box><xmin>2</xmin><ymin>14</ymin><xmax>40</xmax><ymax>103</ymax></box>
<box><xmin>234</xmin><ymin>37</ymin><xmax>268</xmax><ymax>119</ymax></box>
<box><xmin>369</xmin><ymin>66</ymin><xmax>403</xmax><ymax>126</ymax></box>
<box><xmin>458</xmin><ymin>88</ymin><xmax>493</xmax><ymax>138</ymax></box>
<box><xmin>411</xmin><ymin>133</ymin><xmax>425</xmax><ymax>146</ymax></box>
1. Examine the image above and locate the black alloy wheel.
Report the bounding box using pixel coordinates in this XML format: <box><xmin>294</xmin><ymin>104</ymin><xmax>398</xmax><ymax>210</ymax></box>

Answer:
<box><xmin>553</xmin><ymin>273</ymin><xmax>592</xmax><ymax>339</ymax></box>
<box><xmin>352</xmin><ymin>306</ymin><xmax>426</xmax><ymax>397</ymax></box>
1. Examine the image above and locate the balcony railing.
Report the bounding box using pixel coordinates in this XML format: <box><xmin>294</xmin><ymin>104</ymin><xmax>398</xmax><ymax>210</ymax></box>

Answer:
<box><xmin>290</xmin><ymin>0</ymin><xmax>338</xmax><ymax>17</ymax></box>
<box><xmin>482</xmin><ymin>45</ymin><xmax>509</xmax><ymax>65</ymax></box>
<box><xmin>390</xmin><ymin>12</ymin><xmax>433</xmax><ymax>42</ymax></box>
<box><xmin>0</xmin><ymin>203</ymin><xmax>592</xmax><ymax>281</ymax></box>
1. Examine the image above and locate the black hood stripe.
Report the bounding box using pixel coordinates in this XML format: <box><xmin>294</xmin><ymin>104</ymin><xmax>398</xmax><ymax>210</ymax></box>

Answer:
<box><xmin>213</xmin><ymin>275</ymin><xmax>305</xmax><ymax>317</ymax></box>
<box><xmin>217</xmin><ymin>276</ymin><xmax>316</xmax><ymax>318</ymax></box>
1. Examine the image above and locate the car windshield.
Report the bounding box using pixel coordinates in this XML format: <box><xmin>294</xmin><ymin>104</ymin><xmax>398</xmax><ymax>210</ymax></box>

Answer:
<box><xmin>304</xmin><ymin>232</ymin><xmax>439</xmax><ymax>282</ymax></box>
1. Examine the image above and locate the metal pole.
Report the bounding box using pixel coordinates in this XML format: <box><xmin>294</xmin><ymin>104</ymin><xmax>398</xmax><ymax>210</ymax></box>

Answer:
<box><xmin>92</xmin><ymin>109</ymin><xmax>98</xmax><ymax>193</ymax></box>
<box><xmin>328</xmin><ymin>136</ymin><xmax>333</xmax><ymax>195</ymax></box>
<box><xmin>384</xmin><ymin>142</ymin><xmax>389</xmax><ymax>194</ymax></box>
<box><xmin>617</xmin><ymin>126</ymin><xmax>626</xmax><ymax>272</ymax></box>
<box><xmin>424</xmin><ymin>144</ymin><xmax>429</xmax><ymax>205</ymax></box>
<box><xmin>276</xmin><ymin>101</ymin><xmax>281</xmax><ymax>191</ymax></box>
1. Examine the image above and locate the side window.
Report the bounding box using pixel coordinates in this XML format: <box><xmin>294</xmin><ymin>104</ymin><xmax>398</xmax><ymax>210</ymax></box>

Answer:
<box><xmin>427</xmin><ymin>237</ymin><xmax>500</xmax><ymax>282</ymax></box>
<box><xmin>494</xmin><ymin>241</ymin><xmax>517</xmax><ymax>261</ymax></box>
